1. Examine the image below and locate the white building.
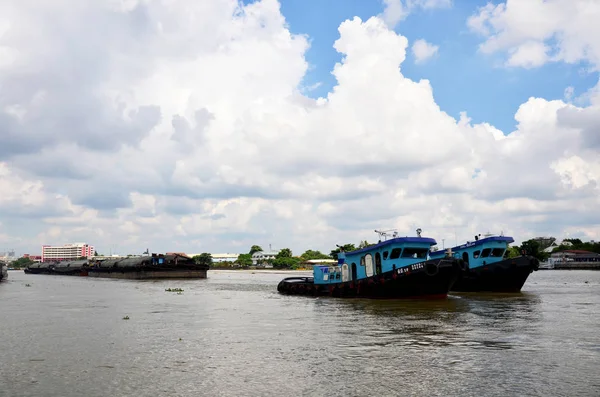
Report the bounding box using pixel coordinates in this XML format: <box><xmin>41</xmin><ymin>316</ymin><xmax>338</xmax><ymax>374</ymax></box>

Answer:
<box><xmin>190</xmin><ymin>253</ymin><xmax>240</xmax><ymax>263</ymax></box>
<box><xmin>543</xmin><ymin>239</ymin><xmax>573</xmax><ymax>253</ymax></box>
<box><xmin>211</xmin><ymin>253</ymin><xmax>239</xmax><ymax>263</ymax></box>
<box><xmin>252</xmin><ymin>250</ymin><xmax>280</xmax><ymax>265</ymax></box>
<box><xmin>185</xmin><ymin>253</ymin><xmax>240</xmax><ymax>263</ymax></box>
<box><xmin>42</xmin><ymin>243</ymin><xmax>94</xmax><ymax>262</ymax></box>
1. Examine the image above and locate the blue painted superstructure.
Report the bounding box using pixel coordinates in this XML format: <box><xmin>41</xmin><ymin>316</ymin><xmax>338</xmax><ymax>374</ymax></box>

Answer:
<box><xmin>277</xmin><ymin>229</ymin><xmax>463</xmax><ymax>299</ymax></box>
<box><xmin>313</xmin><ymin>237</ymin><xmax>437</xmax><ymax>285</ymax></box>
<box><xmin>429</xmin><ymin>235</ymin><xmax>514</xmax><ymax>269</ymax></box>
<box><xmin>427</xmin><ymin>234</ymin><xmax>539</xmax><ymax>292</ymax></box>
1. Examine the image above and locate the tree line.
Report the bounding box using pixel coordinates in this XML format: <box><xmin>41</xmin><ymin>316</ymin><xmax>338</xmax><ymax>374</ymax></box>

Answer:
<box><xmin>504</xmin><ymin>238</ymin><xmax>600</xmax><ymax>261</ymax></box>
<box><xmin>191</xmin><ymin>240</ymin><xmax>386</xmax><ymax>270</ymax></box>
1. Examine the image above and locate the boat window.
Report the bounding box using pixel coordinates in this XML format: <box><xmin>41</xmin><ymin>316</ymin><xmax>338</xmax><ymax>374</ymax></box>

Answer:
<box><xmin>389</xmin><ymin>248</ymin><xmax>402</xmax><ymax>259</ymax></box>
<box><xmin>401</xmin><ymin>248</ymin><xmax>429</xmax><ymax>259</ymax></box>
<box><xmin>360</xmin><ymin>256</ymin><xmax>365</xmax><ymax>266</ymax></box>
<box><xmin>490</xmin><ymin>248</ymin><xmax>505</xmax><ymax>257</ymax></box>
<box><xmin>375</xmin><ymin>252</ymin><xmax>382</xmax><ymax>275</ymax></box>
<box><xmin>473</xmin><ymin>250</ymin><xmax>481</xmax><ymax>259</ymax></box>
<box><xmin>383</xmin><ymin>251</ymin><xmax>389</xmax><ymax>260</ymax></box>
<box><xmin>341</xmin><ymin>264</ymin><xmax>349</xmax><ymax>282</ymax></box>
<box><xmin>364</xmin><ymin>254</ymin><xmax>374</xmax><ymax>277</ymax></box>
<box><xmin>481</xmin><ymin>248</ymin><xmax>491</xmax><ymax>258</ymax></box>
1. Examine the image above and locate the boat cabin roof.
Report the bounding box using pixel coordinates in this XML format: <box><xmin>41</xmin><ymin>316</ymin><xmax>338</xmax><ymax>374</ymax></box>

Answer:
<box><xmin>347</xmin><ymin>237</ymin><xmax>437</xmax><ymax>256</ymax></box>
<box><xmin>431</xmin><ymin>236</ymin><xmax>514</xmax><ymax>255</ymax></box>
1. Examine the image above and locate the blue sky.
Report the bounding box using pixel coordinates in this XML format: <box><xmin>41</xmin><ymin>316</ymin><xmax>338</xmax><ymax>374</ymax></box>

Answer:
<box><xmin>278</xmin><ymin>0</ymin><xmax>598</xmax><ymax>134</ymax></box>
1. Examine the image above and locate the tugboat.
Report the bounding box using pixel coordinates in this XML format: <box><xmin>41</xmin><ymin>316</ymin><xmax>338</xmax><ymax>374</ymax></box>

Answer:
<box><xmin>0</xmin><ymin>260</ymin><xmax>7</xmax><ymax>282</ymax></box>
<box><xmin>429</xmin><ymin>233</ymin><xmax>539</xmax><ymax>292</ymax></box>
<box><xmin>277</xmin><ymin>229</ymin><xmax>464</xmax><ymax>299</ymax></box>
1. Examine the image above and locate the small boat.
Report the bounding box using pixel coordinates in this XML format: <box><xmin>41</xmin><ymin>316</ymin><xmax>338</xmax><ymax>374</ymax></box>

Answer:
<box><xmin>277</xmin><ymin>229</ymin><xmax>464</xmax><ymax>299</ymax></box>
<box><xmin>1</xmin><ymin>261</ymin><xmax>7</xmax><ymax>282</ymax></box>
<box><xmin>429</xmin><ymin>233</ymin><xmax>539</xmax><ymax>292</ymax></box>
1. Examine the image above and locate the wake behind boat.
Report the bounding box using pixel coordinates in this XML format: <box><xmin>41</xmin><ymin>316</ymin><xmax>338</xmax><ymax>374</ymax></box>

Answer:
<box><xmin>429</xmin><ymin>233</ymin><xmax>539</xmax><ymax>292</ymax></box>
<box><xmin>277</xmin><ymin>229</ymin><xmax>464</xmax><ymax>299</ymax></box>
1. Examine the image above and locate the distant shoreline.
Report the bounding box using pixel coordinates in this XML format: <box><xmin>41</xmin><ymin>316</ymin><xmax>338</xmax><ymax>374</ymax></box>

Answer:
<box><xmin>211</xmin><ymin>269</ymin><xmax>310</xmax><ymax>274</ymax></box>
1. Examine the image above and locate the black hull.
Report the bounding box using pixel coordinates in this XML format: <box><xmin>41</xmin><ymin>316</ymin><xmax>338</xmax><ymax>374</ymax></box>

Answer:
<box><xmin>24</xmin><ymin>265</ymin><xmax>209</xmax><ymax>278</ymax></box>
<box><xmin>24</xmin><ymin>268</ymin><xmax>50</xmax><ymax>275</ymax></box>
<box><xmin>277</xmin><ymin>258</ymin><xmax>462</xmax><ymax>299</ymax></box>
<box><xmin>24</xmin><ymin>268</ymin><xmax>87</xmax><ymax>276</ymax></box>
<box><xmin>451</xmin><ymin>255</ymin><xmax>539</xmax><ymax>293</ymax></box>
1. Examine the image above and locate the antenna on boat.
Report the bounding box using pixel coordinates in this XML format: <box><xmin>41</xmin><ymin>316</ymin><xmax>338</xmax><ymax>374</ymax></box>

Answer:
<box><xmin>374</xmin><ymin>229</ymin><xmax>397</xmax><ymax>242</ymax></box>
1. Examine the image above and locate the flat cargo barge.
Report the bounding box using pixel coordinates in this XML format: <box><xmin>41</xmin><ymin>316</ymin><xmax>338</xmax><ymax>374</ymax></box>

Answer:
<box><xmin>25</xmin><ymin>253</ymin><xmax>209</xmax><ymax>279</ymax></box>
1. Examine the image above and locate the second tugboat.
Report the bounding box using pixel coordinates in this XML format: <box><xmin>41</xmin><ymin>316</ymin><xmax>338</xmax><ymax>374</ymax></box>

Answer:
<box><xmin>278</xmin><ymin>229</ymin><xmax>464</xmax><ymax>299</ymax></box>
<box><xmin>429</xmin><ymin>233</ymin><xmax>539</xmax><ymax>292</ymax></box>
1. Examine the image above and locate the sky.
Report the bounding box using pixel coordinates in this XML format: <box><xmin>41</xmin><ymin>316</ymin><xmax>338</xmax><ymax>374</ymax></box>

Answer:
<box><xmin>1</xmin><ymin>0</ymin><xmax>600</xmax><ymax>257</ymax></box>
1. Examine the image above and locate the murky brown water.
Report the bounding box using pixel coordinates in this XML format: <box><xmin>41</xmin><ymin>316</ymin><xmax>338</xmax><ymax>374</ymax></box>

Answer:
<box><xmin>1</xmin><ymin>270</ymin><xmax>599</xmax><ymax>396</ymax></box>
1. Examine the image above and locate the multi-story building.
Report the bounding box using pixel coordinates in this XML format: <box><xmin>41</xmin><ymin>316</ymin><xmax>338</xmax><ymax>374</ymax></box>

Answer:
<box><xmin>251</xmin><ymin>250</ymin><xmax>280</xmax><ymax>265</ymax></box>
<box><xmin>41</xmin><ymin>243</ymin><xmax>94</xmax><ymax>262</ymax></box>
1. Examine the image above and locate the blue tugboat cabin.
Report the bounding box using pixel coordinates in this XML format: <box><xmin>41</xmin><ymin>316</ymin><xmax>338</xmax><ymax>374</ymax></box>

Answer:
<box><xmin>429</xmin><ymin>234</ymin><xmax>513</xmax><ymax>269</ymax></box>
<box><xmin>428</xmin><ymin>233</ymin><xmax>539</xmax><ymax>293</ymax></box>
<box><xmin>313</xmin><ymin>235</ymin><xmax>435</xmax><ymax>285</ymax></box>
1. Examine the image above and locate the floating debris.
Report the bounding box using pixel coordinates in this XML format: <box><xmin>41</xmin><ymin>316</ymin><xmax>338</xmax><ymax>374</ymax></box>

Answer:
<box><xmin>25</xmin><ymin>283</ymin><xmax>31</xmax><ymax>287</ymax></box>
<box><xmin>165</xmin><ymin>288</ymin><xmax>184</xmax><ymax>292</ymax></box>
<box><xmin>122</xmin><ymin>316</ymin><xmax>130</xmax><ymax>320</ymax></box>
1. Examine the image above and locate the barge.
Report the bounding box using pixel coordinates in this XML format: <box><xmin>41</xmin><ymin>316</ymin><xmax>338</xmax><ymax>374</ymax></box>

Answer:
<box><xmin>87</xmin><ymin>254</ymin><xmax>208</xmax><ymax>279</ymax></box>
<box><xmin>24</xmin><ymin>253</ymin><xmax>209</xmax><ymax>279</ymax></box>
<box><xmin>429</xmin><ymin>234</ymin><xmax>539</xmax><ymax>292</ymax></box>
<box><xmin>278</xmin><ymin>229</ymin><xmax>464</xmax><ymax>299</ymax></box>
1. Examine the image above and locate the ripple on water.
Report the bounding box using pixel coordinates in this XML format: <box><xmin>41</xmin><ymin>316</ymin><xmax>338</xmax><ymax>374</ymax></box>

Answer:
<box><xmin>1</xmin><ymin>270</ymin><xmax>599</xmax><ymax>397</ymax></box>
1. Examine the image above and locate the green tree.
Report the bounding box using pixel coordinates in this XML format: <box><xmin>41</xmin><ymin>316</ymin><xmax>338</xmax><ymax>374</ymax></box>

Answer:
<box><xmin>519</xmin><ymin>239</ymin><xmax>548</xmax><ymax>261</ymax></box>
<box><xmin>94</xmin><ymin>250</ymin><xmax>99</xmax><ymax>256</ymax></box>
<box><xmin>273</xmin><ymin>257</ymin><xmax>301</xmax><ymax>269</ymax></box>
<box><xmin>11</xmin><ymin>257</ymin><xmax>34</xmax><ymax>269</ymax></box>
<box><xmin>192</xmin><ymin>253</ymin><xmax>213</xmax><ymax>267</ymax></box>
<box><xmin>300</xmin><ymin>250</ymin><xmax>330</xmax><ymax>260</ymax></box>
<box><xmin>236</xmin><ymin>253</ymin><xmax>253</xmax><ymax>267</ymax></box>
<box><xmin>563</xmin><ymin>238</ymin><xmax>583</xmax><ymax>245</ymax></box>
<box><xmin>552</xmin><ymin>239</ymin><xmax>600</xmax><ymax>254</ymax></box>
<box><xmin>504</xmin><ymin>246</ymin><xmax>521</xmax><ymax>259</ymax></box>
<box><xmin>249</xmin><ymin>245</ymin><xmax>263</xmax><ymax>255</ymax></box>
<box><xmin>276</xmin><ymin>248</ymin><xmax>292</xmax><ymax>258</ymax></box>
<box><xmin>330</xmin><ymin>244</ymin><xmax>356</xmax><ymax>260</ymax></box>
<box><xmin>358</xmin><ymin>240</ymin><xmax>374</xmax><ymax>249</ymax></box>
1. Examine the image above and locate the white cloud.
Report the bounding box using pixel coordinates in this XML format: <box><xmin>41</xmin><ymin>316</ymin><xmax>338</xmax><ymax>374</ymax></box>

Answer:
<box><xmin>0</xmin><ymin>0</ymin><xmax>599</xmax><ymax>257</ymax></box>
<box><xmin>564</xmin><ymin>86</ymin><xmax>575</xmax><ymax>102</ymax></box>
<box><xmin>505</xmin><ymin>41</ymin><xmax>549</xmax><ymax>68</ymax></box>
<box><xmin>381</xmin><ymin>0</ymin><xmax>452</xmax><ymax>28</ymax></box>
<box><xmin>412</xmin><ymin>38</ymin><xmax>439</xmax><ymax>63</ymax></box>
<box><xmin>468</xmin><ymin>0</ymin><xmax>600</xmax><ymax>70</ymax></box>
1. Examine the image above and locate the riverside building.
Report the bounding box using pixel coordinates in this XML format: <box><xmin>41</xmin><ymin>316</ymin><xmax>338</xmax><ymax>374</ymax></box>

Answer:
<box><xmin>42</xmin><ymin>243</ymin><xmax>94</xmax><ymax>262</ymax></box>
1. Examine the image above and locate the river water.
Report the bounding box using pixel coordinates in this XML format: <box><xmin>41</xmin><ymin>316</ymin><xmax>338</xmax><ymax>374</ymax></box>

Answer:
<box><xmin>1</xmin><ymin>270</ymin><xmax>599</xmax><ymax>397</ymax></box>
